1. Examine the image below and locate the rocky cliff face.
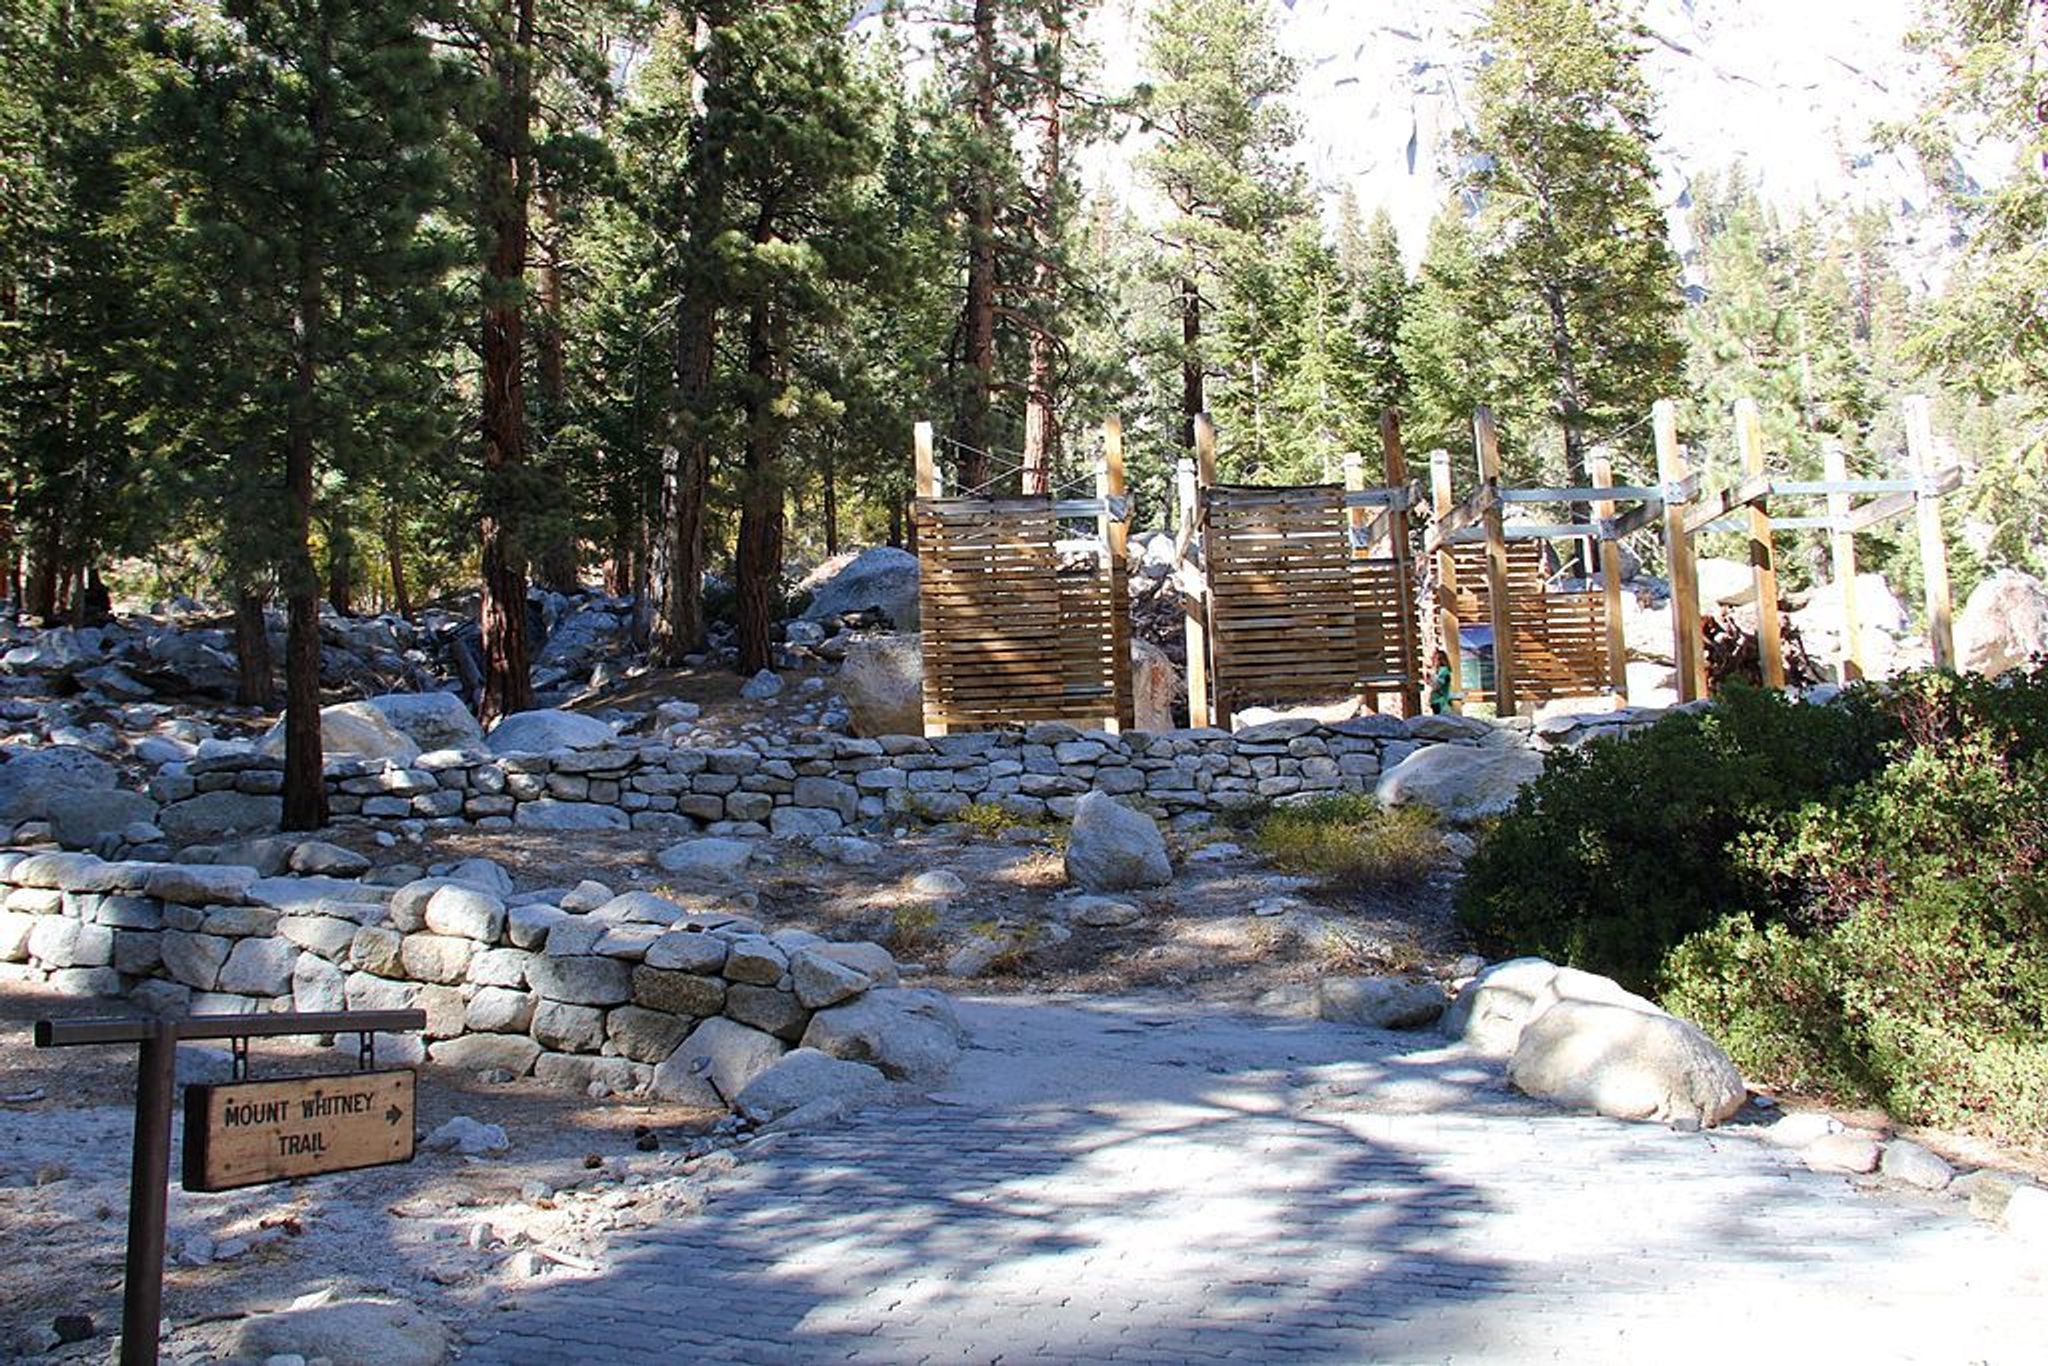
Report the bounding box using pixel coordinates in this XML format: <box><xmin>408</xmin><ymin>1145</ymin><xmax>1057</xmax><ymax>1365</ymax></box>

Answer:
<box><xmin>864</xmin><ymin>0</ymin><xmax>2005</xmax><ymax>283</ymax></box>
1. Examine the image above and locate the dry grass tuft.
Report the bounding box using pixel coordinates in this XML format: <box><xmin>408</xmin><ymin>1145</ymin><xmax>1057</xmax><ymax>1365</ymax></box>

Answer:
<box><xmin>1252</xmin><ymin>796</ymin><xmax>1442</xmax><ymax>891</ymax></box>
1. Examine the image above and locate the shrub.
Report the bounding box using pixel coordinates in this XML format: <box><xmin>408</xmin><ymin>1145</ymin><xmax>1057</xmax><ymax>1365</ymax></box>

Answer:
<box><xmin>1252</xmin><ymin>795</ymin><xmax>1443</xmax><ymax>891</ymax></box>
<box><xmin>1456</xmin><ymin>683</ymin><xmax>1894</xmax><ymax>990</ymax></box>
<box><xmin>1666</xmin><ymin>739</ymin><xmax>2048</xmax><ymax>1142</ymax></box>
<box><xmin>886</xmin><ymin>904</ymin><xmax>940</xmax><ymax>956</ymax></box>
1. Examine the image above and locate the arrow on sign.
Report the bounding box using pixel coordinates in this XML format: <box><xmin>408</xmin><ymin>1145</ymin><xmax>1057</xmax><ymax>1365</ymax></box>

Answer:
<box><xmin>386</xmin><ymin>1105</ymin><xmax>403</xmax><ymax>1125</ymax></box>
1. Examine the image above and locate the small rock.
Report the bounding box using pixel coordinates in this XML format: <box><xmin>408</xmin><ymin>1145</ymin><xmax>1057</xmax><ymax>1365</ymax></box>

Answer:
<box><xmin>1761</xmin><ymin>1112</ymin><xmax>1842</xmax><ymax>1148</ymax></box>
<box><xmin>1880</xmin><ymin>1140</ymin><xmax>1954</xmax><ymax>1191</ymax></box>
<box><xmin>34</xmin><ymin>1162</ymin><xmax>67</xmax><ymax>1185</ymax></box>
<box><xmin>909</xmin><ymin>869</ymin><xmax>965</xmax><ymax>898</ymax></box>
<box><xmin>507</xmin><ymin>1249</ymin><xmax>547</xmax><ymax>1278</ymax></box>
<box><xmin>1804</xmin><ymin>1132</ymin><xmax>1882</xmax><ymax>1175</ymax></box>
<box><xmin>52</xmin><ymin>1313</ymin><xmax>94</xmax><ymax>1344</ymax></box>
<box><xmin>424</xmin><ymin>1116</ymin><xmax>510</xmax><ymax>1156</ymax></box>
<box><xmin>1066</xmin><ymin>896</ymin><xmax>1144</xmax><ymax>928</ymax></box>
<box><xmin>740</xmin><ymin>668</ymin><xmax>784</xmax><ymax>700</ymax></box>
<box><xmin>2006</xmin><ymin>1184</ymin><xmax>2048</xmax><ymax>1242</ymax></box>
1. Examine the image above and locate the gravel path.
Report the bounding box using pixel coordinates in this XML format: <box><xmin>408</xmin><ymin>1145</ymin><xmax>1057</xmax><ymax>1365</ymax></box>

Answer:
<box><xmin>461</xmin><ymin>995</ymin><xmax>2045</xmax><ymax>1364</ymax></box>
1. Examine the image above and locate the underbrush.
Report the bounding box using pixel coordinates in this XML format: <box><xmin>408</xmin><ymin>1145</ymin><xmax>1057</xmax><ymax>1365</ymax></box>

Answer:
<box><xmin>1251</xmin><ymin>795</ymin><xmax>1442</xmax><ymax>891</ymax></box>
<box><xmin>1457</xmin><ymin>665</ymin><xmax>2048</xmax><ymax>1144</ymax></box>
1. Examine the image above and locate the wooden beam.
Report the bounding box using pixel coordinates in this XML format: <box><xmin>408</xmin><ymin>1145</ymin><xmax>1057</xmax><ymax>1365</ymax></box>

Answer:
<box><xmin>1824</xmin><ymin>442</ymin><xmax>1864</xmax><ymax>683</ymax></box>
<box><xmin>1905</xmin><ymin>395</ymin><xmax>1955</xmax><ymax>669</ymax></box>
<box><xmin>1681</xmin><ymin>472</ymin><xmax>1773</xmax><ymax>536</ymax></box>
<box><xmin>1737</xmin><ymin>398</ymin><xmax>1784</xmax><ymax>689</ymax></box>
<box><xmin>1474</xmin><ymin>407</ymin><xmax>1518</xmax><ymax>716</ymax></box>
<box><xmin>913</xmin><ymin>420</ymin><xmax>937</xmax><ymax>499</ymax></box>
<box><xmin>1100</xmin><ymin>415</ymin><xmax>1132</xmax><ymax>733</ymax></box>
<box><xmin>1183</xmin><ymin>418</ymin><xmax>1217</xmax><ymax>728</ymax></box>
<box><xmin>1381</xmin><ymin>409</ymin><xmax>1422</xmax><ymax>718</ymax></box>
<box><xmin>1430</xmin><ymin>448</ymin><xmax>1461</xmax><ymax>711</ymax></box>
<box><xmin>1592</xmin><ymin>452</ymin><xmax>1629</xmax><ymax>707</ymax></box>
<box><xmin>1656</xmin><ymin>400</ymin><xmax>1705</xmax><ymax>702</ymax></box>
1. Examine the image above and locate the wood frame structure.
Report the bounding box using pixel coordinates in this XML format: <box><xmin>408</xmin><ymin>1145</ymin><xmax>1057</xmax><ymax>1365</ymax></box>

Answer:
<box><xmin>911</xmin><ymin>419</ymin><xmax>1135</xmax><ymax>736</ymax></box>
<box><xmin>1176</xmin><ymin>412</ymin><xmax>1424</xmax><ymax>729</ymax></box>
<box><xmin>1668</xmin><ymin>393</ymin><xmax>1964</xmax><ymax>695</ymax></box>
<box><xmin>1426</xmin><ymin>406</ymin><xmax>1673</xmax><ymax>714</ymax></box>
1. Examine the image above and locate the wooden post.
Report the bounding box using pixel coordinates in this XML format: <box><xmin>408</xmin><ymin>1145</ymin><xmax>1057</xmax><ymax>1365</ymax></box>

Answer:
<box><xmin>1381</xmin><ymin>409</ymin><xmax>1422</xmax><ymax>718</ymax></box>
<box><xmin>1176</xmin><ymin>456</ymin><xmax>1210</xmax><ymax>727</ymax></box>
<box><xmin>1656</xmin><ymin>400</ymin><xmax>1705</xmax><ymax>701</ymax></box>
<box><xmin>1430</xmin><ymin>448</ymin><xmax>1461</xmax><ymax>710</ymax></box>
<box><xmin>1474</xmin><ymin>407</ymin><xmax>1517</xmax><ymax>716</ymax></box>
<box><xmin>1341</xmin><ymin>450</ymin><xmax>1377</xmax><ymax>714</ymax></box>
<box><xmin>912</xmin><ymin>421</ymin><xmax>946</xmax><ymax>736</ymax></box>
<box><xmin>1737</xmin><ymin>398</ymin><xmax>1784</xmax><ymax>689</ymax></box>
<box><xmin>1905</xmin><ymin>395</ymin><xmax>1955</xmax><ymax>670</ymax></box>
<box><xmin>1099</xmin><ymin>416</ymin><xmax>1133</xmax><ymax>733</ymax></box>
<box><xmin>1590</xmin><ymin>452</ymin><xmax>1629</xmax><ymax>707</ymax></box>
<box><xmin>1824</xmin><ymin>441</ymin><xmax>1864</xmax><ymax>684</ymax></box>
<box><xmin>1190</xmin><ymin>413</ymin><xmax>1221</xmax><ymax>726</ymax></box>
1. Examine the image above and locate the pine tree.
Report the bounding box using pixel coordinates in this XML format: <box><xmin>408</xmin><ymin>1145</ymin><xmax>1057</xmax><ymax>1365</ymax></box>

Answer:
<box><xmin>1138</xmin><ymin>0</ymin><xmax>1303</xmax><ymax>454</ymax></box>
<box><xmin>1349</xmin><ymin>206</ymin><xmax>1413</xmax><ymax>422</ymax></box>
<box><xmin>1462</xmin><ymin>0</ymin><xmax>1683</xmax><ymax>502</ymax></box>
<box><xmin>140</xmin><ymin>0</ymin><xmax>457</xmax><ymax>828</ymax></box>
<box><xmin>1398</xmin><ymin>203</ymin><xmax>1514</xmax><ymax>473</ymax></box>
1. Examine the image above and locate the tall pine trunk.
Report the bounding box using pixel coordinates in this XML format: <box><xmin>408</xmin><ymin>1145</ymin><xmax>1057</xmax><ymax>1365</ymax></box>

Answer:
<box><xmin>326</xmin><ymin>504</ymin><xmax>353</xmax><ymax>616</ymax></box>
<box><xmin>477</xmin><ymin>0</ymin><xmax>536</xmax><ymax>725</ymax></box>
<box><xmin>734</xmin><ymin>296</ymin><xmax>782</xmax><ymax>675</ymax></box>
<box><xmin>233</xmin><ymin>588</ymin><xmax>274</xmax><ymax>708</ymax></box>
<box><xmin>282</xmin><ymin>253</ymin><xmax>326</xmax><ymax>830</ymax></box>
<box><xmin>383</xmin><ymin>507</ymin><xmax>412</xmax><ymax>620</ymax></box>
<box><xmin>534</xmin><ymin>180</ymin><xmax>580</xmax><ymax>593</ymax></box>
<box><xmin>954</xmin><ymin>0</ymin><xmax>998</xmax><ymax>490</ymax></box>
<box><xmin>822</xmin><ymin>451</ymin><xmax>839</xmax><ymax>557</ymax></box>
<box><xmin>650</xmin><ymin>11</ymin><xmax>728</xmax><ymax>666</ymax></box>
<box><xmin>1020</xmin><ymin>9</ymin><xmax>1065</xmax><ymax>495</ymax></box>
<box><xmin>1179</xmin><ymin>267</ymin><xmax>1203</xmax><ymax>448</ymax></box>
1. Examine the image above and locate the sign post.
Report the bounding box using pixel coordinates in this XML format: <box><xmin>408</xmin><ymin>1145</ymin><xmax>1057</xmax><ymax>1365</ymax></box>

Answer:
<box><xmin>33</xmin><ymin>1009</ymin><xmax>425</xmax><ymax>1366</ymax></box>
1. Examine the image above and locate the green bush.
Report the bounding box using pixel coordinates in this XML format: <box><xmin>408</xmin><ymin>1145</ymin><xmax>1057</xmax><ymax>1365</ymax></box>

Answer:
<box><xmin>1666</xmin><ymin>738</ymin><xmax>2048</xmax><ymax>1142</ymax></box>
<box><xmin>1253</xmin><ymin>795</ymin><xmax>1443</xmax><ymax>891</ymax></box>
<box><xmin>1456</xmin><ymin>683</ymin><xmax>1895</xmax><ymax>990</ymax></box>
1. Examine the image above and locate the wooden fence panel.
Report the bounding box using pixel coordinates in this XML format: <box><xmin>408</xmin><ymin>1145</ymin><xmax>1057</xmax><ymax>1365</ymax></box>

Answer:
<box><xmin>1449</xmin><ymin>542</ymin><xmax>1615</xmax><ymax>706</ymax></box>
<box><xmin>1204</xmin><ymin>484</ymin><xmax>1420</xmax><ymax>720</ymax></box>
<box><xmin>914</xmin><ymin>497</ymin><xmax>1133</xmax><ymax>731</ymax></box>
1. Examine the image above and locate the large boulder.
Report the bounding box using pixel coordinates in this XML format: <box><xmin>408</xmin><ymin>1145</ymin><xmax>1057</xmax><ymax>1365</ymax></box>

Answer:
<box><xmin>1064</xmin><ymin>790</ymin><xmax>1171</xmax><ymax>891</ymax></box>
<box><xmin>1695</xmin><ymin>556</ymin><xmax>1754</xmax><ymax>608</ymax></box>
<box><xmin>1507</xmin><ymin>998</ymin><xmax>1747</xmax><ymax>1127</ymax></box>
<box><xmin>800</xmin><ymin>546</ymin><xmax>921</xmax><ymax>629</ymax></box>
<box><xmin>47</xmin><ymin>790</ymin><xmax>160</xmax><ymax>850</ymax></box>
<box><xmin>1376</xmin><ymin>743</ymin><xmax>1543</xmax><ymax>823</ymax></box>
<box><xmin>1439</xmin><ymin>956</ymin><xmax>1658</xmax><ymax>1057</ymax></box>
<box><xmin>364</xmin><ymin>692</ymin><xmax>484</xmax><ymax>751</ymax></box>
<box><xmin>654</xmin><ymin>837</ymin><xmax>757</xmax><ymax>883</ymax></box>
<box><xmin>225</xmin><ymin>1297</ymin><xmax>448</xmax><ymax>1366</ymax></box>
<box><xmin>158</xmin><ymin>790</ymin><xmax>282</xmax><ymax>840</ymax></box>
<box><xmin>1315</xmin><ymin>976</ymin><xmax>1448</xmax><ymax>1029</ymax></box>
<box><xmin>486</xmin><ymin>707</ymin><xmax>616</xmax><ymax>754</ymax></box>
<box><xmin>1131</xmin><ymin>639</ymin><xmax>1178</xmax><ymax>732</ymax></box>
<box><xmin>0</xmin><ymin>745</ymin><xmax>118</xmax><ymax>823</ymax></box>
<box><xmin>839</xmin><ymin>633</ymin><xmax>925</xmax><ymax>738</ymax></box>
<box><xmin>656</xmin><ymin>1016</ymin><xmax>788</xmax><ymax>1105</ymax></box>
<box><xmin>1958</xmin><ymin>568</ymin><xmax>2048</xmax><ymax>677</ymax></box>
<box><xmin>260</xmin><ymin>701</ymin><xmax>421</xmax><ymax>764</ymax></box>
<box><xmin>799</xmin><ymin>987</ymin><xmax>965</xmax><ymax>1084</ymax></box>
<box><xmin>733</xmin><ymin>1047</ymin><xmax>889</xmax><ymax>1127</ymax></box>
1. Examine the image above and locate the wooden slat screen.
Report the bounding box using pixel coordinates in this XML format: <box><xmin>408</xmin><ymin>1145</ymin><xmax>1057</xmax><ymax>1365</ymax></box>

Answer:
<box><xmin>1204</xmin><ymin>484</ymin><xmax>1420</xmax><ymax>719</ymax></box>
<box><xmin>1449</xmin><ymin>541</ymin><xmax>1615</xmax><ymax>705</ymax></box>
<box><xmin>914</xmin><ymin>497</ymin><xmax>1134</xmax><ymax>731</ymax></box>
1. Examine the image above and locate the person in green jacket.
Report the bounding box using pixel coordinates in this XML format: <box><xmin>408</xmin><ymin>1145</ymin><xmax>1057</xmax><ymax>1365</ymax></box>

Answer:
<box><xmin>1429</xmin><ymin>648</ymin><xmax>1455</xmax><ymax>715</ymax></box>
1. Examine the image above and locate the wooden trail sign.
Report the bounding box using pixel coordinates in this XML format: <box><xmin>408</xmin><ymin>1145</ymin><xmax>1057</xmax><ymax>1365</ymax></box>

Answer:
<box><xmin>184</xmin><ymin>1068</ymin><xmax>415</xmax><ymax>1192</ymax></box>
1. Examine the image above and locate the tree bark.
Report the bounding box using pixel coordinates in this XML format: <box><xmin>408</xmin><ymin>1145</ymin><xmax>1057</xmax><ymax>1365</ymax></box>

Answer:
<box><xmin>822</xmin><ymin>450</ymin><xmax>839</xmax><ymax>557</ymax></box>
<box><xmin>233</xmin><ymin>588</ymin><xmax>274</xmax><ymax>708</ymax></box>
<box><xmin>326</xmin><ymin>504</ymin><xmax>353</xmax><ymax>616</ymax></box>
<box><xmin>954</xmin><ymin>0</ymin><xmax>999</xmax><ymax>491</ymax></box>
<box><xmin>650</xmin><ymin>11</ymin><xmax>729</xmax><ymax>665</ymax></box>
<box><xmin>1179</xmin><ymin>267</ymin><xmax>1203</xmax><ymax>450</ymax></box>
<box><xmin>533</xmin><ymin>178</ymin><xmax>581</xmax><ymax>593</ymax></box>
<box><xmin>476</xmin><ymin>0</ymin><xmax>536</xmax><ymax>726</ymax></box>
<box><xmin>383</xmin><ymin>506</ymin><xmax>412</xmax><ymax>620</ymax></box>
<box><xmin>1020</xmin><ymin>8</ymin><xmax>1065</xmax><ymax>495</ymax></box>
<box><xmin>734</xmin><ymin>294</ymin><xmax>783</xmax><ymax>676</ymax></box>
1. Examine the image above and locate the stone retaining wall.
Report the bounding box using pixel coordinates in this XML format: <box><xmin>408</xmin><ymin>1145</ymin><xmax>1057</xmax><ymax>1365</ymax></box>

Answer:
<box><xmin>145</xmin><ymin>708</ymin><xmax>1672</xmax><ymax>842</ymax></box>
<box><xmin>0</xmin><ymin>852</ymin><xmax>934</xmax><ymax>1106</ymax></box>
